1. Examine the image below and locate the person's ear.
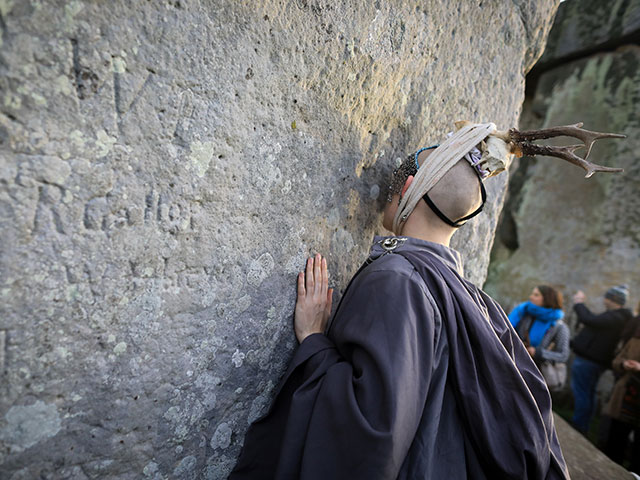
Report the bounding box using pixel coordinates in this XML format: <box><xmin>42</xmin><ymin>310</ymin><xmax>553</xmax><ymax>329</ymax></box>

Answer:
<box><xmin>401</xmin><ymin>175</ymin><xmax>414</xmax><ymax>197</ymax></box>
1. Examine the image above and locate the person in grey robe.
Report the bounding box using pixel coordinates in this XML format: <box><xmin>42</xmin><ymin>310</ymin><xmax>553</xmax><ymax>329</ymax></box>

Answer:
<box><xmin>230</xmin><ymin>134</ymin><xmax>569</xmax><ymax>479</ymax></box>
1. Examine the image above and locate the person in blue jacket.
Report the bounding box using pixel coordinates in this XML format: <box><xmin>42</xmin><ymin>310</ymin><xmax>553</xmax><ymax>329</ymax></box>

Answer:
<box><xmin>509</xmin><ymin>286</ymin><xmax>565</xmax><ymax>353</ymax></box>
<box><xmin>508</xmin><ymin>286</ymin><xmax>570</xmax><ymax>391</ymax></box>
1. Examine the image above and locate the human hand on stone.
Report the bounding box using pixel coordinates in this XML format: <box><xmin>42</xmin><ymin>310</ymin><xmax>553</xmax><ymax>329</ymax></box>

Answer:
<box><xmin>294</xmin><ymin>254</ymin><xmax>333</xmax><ymax>343</ymax></box>
<box><xmin>623</xmin><ymin>359</ymin><xmax>640</xmax><ymax>372</ymax></box>
<box><xmin>573</xmin><ymin>291</ymin><xmax>586</xmax><ymax>304</ymax></box>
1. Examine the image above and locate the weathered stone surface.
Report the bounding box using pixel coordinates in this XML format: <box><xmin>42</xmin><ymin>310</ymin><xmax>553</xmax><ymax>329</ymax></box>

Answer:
<box><xmin>537</xmin><ymin>0</ymin><xmax>640</xmax><ymax>68</ymax></box>
<box><xmin>554</xmin><ymin>414</ymin><xmax>633</xmax><ymax>479</ymax></box>
<box><xmin>0</xmin><ymin>1</ymin><xmax>558</xmax><ymax>478</ymax></box>
<box><xmin>486</xmin><ymin>44</ymin><xmax>640</xmax><ymax>316</ymax></box>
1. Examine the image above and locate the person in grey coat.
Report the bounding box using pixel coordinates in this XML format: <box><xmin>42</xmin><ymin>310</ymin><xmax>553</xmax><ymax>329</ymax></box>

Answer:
<box><xmin>533</xmin><ymin>320</ymin><xmax>570</xmax><ymax>364</ymax></box>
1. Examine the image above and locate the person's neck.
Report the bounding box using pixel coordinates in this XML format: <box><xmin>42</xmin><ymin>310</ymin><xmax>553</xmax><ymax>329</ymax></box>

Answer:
<box><xmin>398</xmin><ymin>206</ymin><xmax>455</xmax><ymax>246</ymax></box>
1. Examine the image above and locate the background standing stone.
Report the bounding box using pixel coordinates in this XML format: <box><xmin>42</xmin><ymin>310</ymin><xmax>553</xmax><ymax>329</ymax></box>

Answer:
<box><xmin>486</xmin><ymin>0</ymin><xmax>640</xmax><ymax>317</ymax></box>
<box><xmin>0</xmin><ymin>1</ymin><xmax>558</xmax><ymax>478</ymax></box>
<box><xmin>486</xmin><ymin>3</ymin><xmax>640</xmax><ymax>477</ymax></box>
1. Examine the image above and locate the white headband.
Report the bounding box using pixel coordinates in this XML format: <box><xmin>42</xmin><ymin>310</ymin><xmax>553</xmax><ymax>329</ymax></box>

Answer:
<box><xmin>392</xmin><ymin>123</ymin><xmax>500</xmax><ymax>233</ymax></box>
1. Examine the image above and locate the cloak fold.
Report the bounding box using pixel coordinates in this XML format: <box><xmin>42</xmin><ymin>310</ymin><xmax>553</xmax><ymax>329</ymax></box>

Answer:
<box><xmin>396</xmin><ymin>249</ymin><xmax>568</xmax><ymax>479</ymax></box>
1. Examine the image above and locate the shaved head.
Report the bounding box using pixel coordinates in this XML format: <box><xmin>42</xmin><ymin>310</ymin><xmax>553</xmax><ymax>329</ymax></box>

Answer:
<box><xmin>426</xmin><ymin>159</ymin><xmax>484</xmax><ymax>225</ymax></box>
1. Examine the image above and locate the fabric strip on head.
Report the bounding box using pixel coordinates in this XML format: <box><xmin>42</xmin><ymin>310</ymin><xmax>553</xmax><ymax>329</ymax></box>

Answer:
<box><xmin>393</xmin><ymin>123</ymin><xmax>496</xmax><ymax>233</ymax></box>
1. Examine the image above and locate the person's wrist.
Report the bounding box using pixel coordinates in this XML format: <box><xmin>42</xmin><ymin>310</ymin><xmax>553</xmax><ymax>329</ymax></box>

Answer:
<box><xmin>298</xmin><ymin>330</ymin><xmax>324</xmax><ymax>344</ymax></box>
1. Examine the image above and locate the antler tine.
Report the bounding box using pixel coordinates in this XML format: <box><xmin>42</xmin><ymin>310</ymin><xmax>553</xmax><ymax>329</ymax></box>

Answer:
<box><xmin>516</xmin><ymin>143</ymin><xmax>624</xmax><ymax>178</ymax></box>
<box><xmin>504</xmin><ymin>123</ymin><xmax>626</xmax><ymax>177</ymax></box>
<box><xmin>509</xmin><ymin>123</ymin><xmax>626</xmax><ymax>159</ymax></box>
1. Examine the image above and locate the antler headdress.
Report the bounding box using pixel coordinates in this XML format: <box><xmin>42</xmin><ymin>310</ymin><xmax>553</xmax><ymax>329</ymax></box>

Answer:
<box><xmin>392</xmin><ymin>122</ymin><xmax>625</xmax><ymax>232</ymax></box>
<box><xmin>494</xmin><ymin>122</ymin><xmax>625</xmax><ymax>178</ymax></box>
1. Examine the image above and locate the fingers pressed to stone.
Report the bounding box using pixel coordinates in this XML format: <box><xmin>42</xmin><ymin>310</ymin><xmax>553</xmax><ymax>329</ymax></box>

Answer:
<box><xmin>321</xmin><ymin>258</ymin><xmax>328</xmax><ymax>295</ymax></box>
<box><xmin>313</xmin><ymin>254</ymin><xmax>322</xmax><ymax>294</ymax></box>
<box><xmin>297</xmin><ymin>272</ymin><xmax>305</xmax><ymax>297</ymax></box>
<box><xmin>306</xmin><ymin>257</ymin><xmax>314</xmax><ymax>290</ymax></box>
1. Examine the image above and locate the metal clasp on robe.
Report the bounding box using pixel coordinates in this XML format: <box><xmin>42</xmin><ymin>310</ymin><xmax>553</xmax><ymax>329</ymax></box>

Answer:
<box><xmin>380</xmin><ymin>237</ymin><xmax>407</xmax><ymax>253</ymax></box>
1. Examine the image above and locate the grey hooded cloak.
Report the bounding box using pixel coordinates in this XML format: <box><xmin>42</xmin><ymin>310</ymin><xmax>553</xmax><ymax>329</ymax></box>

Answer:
<box><xmin>230</xmin><ymin>236</ymin><xmax>569</xmax><ymax>479</ymax></box>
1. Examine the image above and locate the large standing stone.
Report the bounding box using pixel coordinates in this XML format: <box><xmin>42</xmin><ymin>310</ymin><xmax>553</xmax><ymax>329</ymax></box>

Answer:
<box><xmin>0</xmin><ymin>1</ymin><xmax>558</xmax><ymax>478</ymax></box>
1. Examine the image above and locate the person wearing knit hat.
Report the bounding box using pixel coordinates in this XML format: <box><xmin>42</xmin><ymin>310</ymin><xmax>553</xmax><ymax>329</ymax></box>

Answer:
<box><xmin>570</xmin><ymin>287</ymin><xmax>633</xmax><ymax>435</ymax></box>
<box><xmin>605</xmin><ymin>285</ymin><xmax>629</xmax><ymax>306</ymax></box>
